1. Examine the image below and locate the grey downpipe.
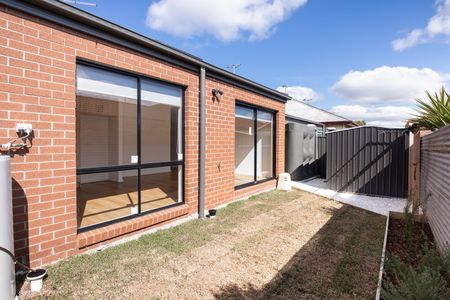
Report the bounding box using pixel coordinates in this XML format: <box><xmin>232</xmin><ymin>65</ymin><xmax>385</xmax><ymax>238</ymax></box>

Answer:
<box><xmin>198</xmin><ymin>67</ymin><xmax>206</xmax><ymax>219</ymax></box>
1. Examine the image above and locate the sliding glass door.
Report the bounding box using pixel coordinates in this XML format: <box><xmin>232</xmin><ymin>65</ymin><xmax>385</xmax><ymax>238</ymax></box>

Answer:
<box><xmin>235</xmin><ymin>103</ymin><xmax>275</xmax><ymax>188</ymax></box>
<box><xmin>76</xmin><ymin>62</ymin><xmax>183</xmax><ymax>230</ymax></box>
<box><xmin>139</xmin><ymin>78</ymin><xmax>183</xmax><ymax>213</ymax></box>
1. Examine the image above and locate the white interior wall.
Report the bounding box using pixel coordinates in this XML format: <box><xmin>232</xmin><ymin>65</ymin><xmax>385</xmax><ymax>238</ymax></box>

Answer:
<box><xmin>77</xmin><ymin>114</ymin><xmax>109</xmax><ymax>184</ymax></box>
<box><xmin>235</xmin><ymin>145</ymin><xmax>254</xmax><ymax>176</ymax></box>
<box><xmin>141</xmin><ymin>103</ymin><xmax>171</xmax><ymax>163</ymax></box>
<box><xmin>235</xmin><ymin>128</ymin><xmax>254</xmax><ymax>177</ymax></box>
<box><xmin>235</xmin><ymin>120</ymin><xmax>273</xmax><ymax>178</ymax></box>
<box><xmin>257</xmin><ymin>124</ymin><xmax>273</xmax><ymax>178</ymax></box>
<box><xmin>77</xmin><ymin>102</ymin><xmax>174</xmax><ymax>183</ymax></box>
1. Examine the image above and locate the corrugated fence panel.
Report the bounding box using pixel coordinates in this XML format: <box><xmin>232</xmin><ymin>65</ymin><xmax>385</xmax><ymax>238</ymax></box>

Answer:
<box><xmin>326</xmin><ymin>127</ymin><xmax>409</xmax><ymax>197</ymax></box>
<box><xmin>317</xmin><ymin>136</ymin><xmax>326</xmax><ymax>178</ymax></box>
<box><xmin>420</xmin><ymin>125</ymin><xmax>450</xmax><ymax>251</ymax></box>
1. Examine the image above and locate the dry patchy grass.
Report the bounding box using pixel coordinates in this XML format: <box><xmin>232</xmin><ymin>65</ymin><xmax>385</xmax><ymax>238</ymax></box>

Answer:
<box><xmin>20</xmin><ymin>189</ymin><xmax>386</xmax><ymax>299</ymax></box>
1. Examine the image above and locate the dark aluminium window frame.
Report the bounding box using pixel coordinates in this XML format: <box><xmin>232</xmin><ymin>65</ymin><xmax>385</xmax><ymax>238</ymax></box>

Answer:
<box><xmin>75</xmin><ymin>59</ymin><xmax>186</xmax><ymax>233</ymax></box>
<box><xmin>234</xmin><ymin>100</ymin><xmax>277</xmax><ymax>190</ymax></box>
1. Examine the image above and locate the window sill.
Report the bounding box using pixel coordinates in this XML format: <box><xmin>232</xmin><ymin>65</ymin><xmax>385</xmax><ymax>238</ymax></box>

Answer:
<box><xmin>234</xmin><ymin>177</ymin><xmax>276</xmax><ymax>190</ymax></box>
<box><xmin>77</xmin><ymin>204</ymin><xmax>189</xmax><ymax>249</ymax></box>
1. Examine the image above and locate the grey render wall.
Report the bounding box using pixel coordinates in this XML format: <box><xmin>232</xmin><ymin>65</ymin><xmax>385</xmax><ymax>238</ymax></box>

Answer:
<box><xmin>420</xmin><ymin>125</ymin><xmax>450</xmax><ymax>251</ymax></box>
<box><xmin>326</xmin><ymin>127</ymin><xmax>409</xmax><ymax>197</ymax></box>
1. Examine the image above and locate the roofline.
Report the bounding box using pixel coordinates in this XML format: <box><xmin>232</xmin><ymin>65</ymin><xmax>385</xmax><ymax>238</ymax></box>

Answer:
<box><xmin>1</xmin><ymin>0</ymin><xmax>291</xmax><ymax>103</ymax></box>
<box><xmin>321</xmin><ymin>120</ymin><xmax>358</xmax><ymax>125</ymax></box>
<box><xmin>289</xmin><ymin>98</ymin><xmax>353</xmax><ymax>122</ymax></box>
<box><xmin>285</xmin><ymin>114</ymin><xmax>325</xmax><ymax>128</ymax></box>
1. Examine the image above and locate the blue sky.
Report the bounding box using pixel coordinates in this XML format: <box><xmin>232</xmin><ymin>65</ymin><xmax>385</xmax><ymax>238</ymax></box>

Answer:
<box><xmin>71</xmin><ymin>0</ymin><xmax>450</xmax><ymax>127</ymax></box>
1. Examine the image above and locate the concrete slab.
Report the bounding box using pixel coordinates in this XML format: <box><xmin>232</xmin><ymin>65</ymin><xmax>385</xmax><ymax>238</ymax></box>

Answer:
<box><xmin>292</xmin><ymin>178</ymin><xmax>407</xmax><ymax>216</ymax></box>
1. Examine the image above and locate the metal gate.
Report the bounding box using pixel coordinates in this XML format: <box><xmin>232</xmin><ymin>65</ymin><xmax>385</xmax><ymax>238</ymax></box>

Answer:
<box><xmin>326</xmin><ymin>127</ymin><xmax>409</xmax><ymax>197</ymax></box>
<box><xmin>285</xmin><ymin>123</ymin><xmax>321</xmax><ymax>180</ymax></box>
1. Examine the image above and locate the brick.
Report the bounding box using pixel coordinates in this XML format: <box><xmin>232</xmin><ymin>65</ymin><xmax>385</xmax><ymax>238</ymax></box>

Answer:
<box><xmin>9</xmin><ymin>39</ymin><xmax>38</xmax><ymax>53</ymax></box>
<box><xmin>9</xmin><ymin>75</ymin><xmax>38</xmax><ymax>87</ymax></box>
<box><xmin>10</xmin><ymin>58</ymin><xmax>38</xmax><ymax>70</ymax></box>
<box><xmin>25</xmin><ymin>69</ymin><xmax>51</xmax><ymax>81</ymax></box>
<box><xmin>9</xmin><ymin>111</ymin><xmax>38</xmax><ymax>121</ymax></box>
<box><xmin>25</xmin><ymin>104</ymin><xmax>52</xmax><ymax>114</ymax></box>
<box><xmin>25</xmin><ymin>52</ymin><xmax>51</xmax><ymax>65</ymax></box>
<box><xmin>39</xmin><ymin>64</ymin><xmax>65</xmax><ymax>76</ymax></box>
<box><xmin>38</xmin><ymin>30</ymin><xmax>64</xmax><ymax>45</ymax></box>
<box><xmin>24</xmin><ymin>87</ymin><xmax>51</xmax><ymax>97</ymax></box>
<box><xmin>0</xmin><ymin>65</ymin><xmax>22</xmax><ymax>77</ymax></box>
<box><xmin>0</xmin><ymin>45</ymin><xmax>23</xmax><ymax>58</ymax></box>
<box><xmin>7</xmin><ymin>22</ymin><xmax>38</xmax><ymax>37</ymax></box>
<box><xmin>39</xmin><ymin>47</ymin><xmax>65</xmax><ymax>60</ymax></box>
<box><xmin>0</xmin><ymin>101</ymin><xmax>23</xmax><ymax>111</ymax></box>
<box><xmin>0</xmin><ymin>82</ymin><xmax>24</xmax><ymax>94</ymax></box>
<box><xmin>0</xmin><ymin>27</ymin><xmax>23</xmax><ymax>41</ymax></box>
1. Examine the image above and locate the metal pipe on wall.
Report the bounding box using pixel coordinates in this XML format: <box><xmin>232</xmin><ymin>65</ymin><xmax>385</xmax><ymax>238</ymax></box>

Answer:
<box><xmin>198</xmin><ymin>67</ymin><xmax>206</xmax><ymax>219</ymax></box>
<box><xmin>0</xmin><ymin>156</ymin><xmax>16</xmax><ymax>300</ymax></box>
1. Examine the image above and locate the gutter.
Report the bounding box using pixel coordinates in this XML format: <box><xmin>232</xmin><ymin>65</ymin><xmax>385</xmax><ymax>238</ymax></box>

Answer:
<box><xmin>0</xmin><ymin>0</ymin><xmax>291</xmax><ymax>103</ymax></box>
<box><xmin>286</xmin><ymin>115</ymin><xmax>325</xmax><ymax>129</ymax></box>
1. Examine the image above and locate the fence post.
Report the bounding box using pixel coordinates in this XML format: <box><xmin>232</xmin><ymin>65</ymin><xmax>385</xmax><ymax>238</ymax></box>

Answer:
<box><xmin>408</xmin><ymin>131</ymin><xmax>421</xmax><ymax>214</ymax></box>
<box><xmin>409</xmin><ymin>130</ymin><xmax>432</xmax><ymax>215</ymax></box>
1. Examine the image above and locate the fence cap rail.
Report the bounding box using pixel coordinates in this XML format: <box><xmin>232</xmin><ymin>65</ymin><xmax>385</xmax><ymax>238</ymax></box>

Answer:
<box><xmin>421</xmin><ymin>124</ymin><xmax>450</xmax><ymax>141</ymax></box>
<box><xmin>325</xmin><ymin>126</ymin><xmax>410</xmax><ymax>134</ymax></box>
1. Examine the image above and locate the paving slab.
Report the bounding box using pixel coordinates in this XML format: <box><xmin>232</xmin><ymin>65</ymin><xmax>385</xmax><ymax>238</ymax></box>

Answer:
<box><xmin>292</xmin><ymin>178</ymin><xmax>407</xmax><ymax>216</ymax></box>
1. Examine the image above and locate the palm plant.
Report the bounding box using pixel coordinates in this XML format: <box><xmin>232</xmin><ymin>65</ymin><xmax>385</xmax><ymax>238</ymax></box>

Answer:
<box><xmin>410</xmin><ymin>87</ymin><xmax>450</xmax><ymax>130</ymax></box>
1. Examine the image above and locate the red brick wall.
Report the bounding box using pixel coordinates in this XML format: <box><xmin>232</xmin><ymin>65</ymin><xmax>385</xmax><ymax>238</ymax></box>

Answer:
<box><xmin>0</xmin><ymin>6</ymin><xmax>285</xmax><ymax>267</ymax></box>
<box><xmin>205</xmin><ymin>78</ymin><xmax>285</xmax><ymax>208</ymax></box>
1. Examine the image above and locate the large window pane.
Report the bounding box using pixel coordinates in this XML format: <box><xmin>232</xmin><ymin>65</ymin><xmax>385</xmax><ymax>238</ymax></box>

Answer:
<box><xmin>76</xmin><ymin>65</ymin><xmax>138</xmax><ymax>169</ymax></box>
<box><xmin>140</xmin><ymin>79</ymin><xmax>182</xmax><ymax>163</ymax></box>
<box><xmin>76</xmin><ymin>63</ymin><xmax>184</xmax><ymax>230</ymax></box>
<box><xmin>235</xmin><ymin>106</ymin><xmax>255</xmax><ymax>186</ymax></box>
<box><xmin>235</xmin><ymin>105</ymin><xmax>275</xmax><ymax>187</ymax></box>
<box><xmin>140</xmin><ymin>166</ymin><xmax>182</xmax><ymax>212</ymax></box>
<box><xmin>77</xmin><ymin>170</ymin><xmax>138</xmax><ymax>228</ymax></box>
<box><xmin>257</xmin><ymin>111</ymin><xmax>274</xmax><ymax>180</ymax></box>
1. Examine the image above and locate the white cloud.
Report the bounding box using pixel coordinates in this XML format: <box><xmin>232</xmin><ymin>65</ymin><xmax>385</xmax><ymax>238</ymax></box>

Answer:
<box><xmin>330</xmin><ymin>66</ymin><xmax>450</xmax><ymax>128</ymax></box>
<box><xmin>331</xmin><ymin>66</ymin><xmax>448</xmax><ymax>105</ymax></box>
<box><xmin>276</xmin><ymin>85</ymin><xmax>319</xmax><ymax>101</ymax></box>
<box><xmin>392</xmin><ymin>0</ymin><xmax>450</xmax><ymax>51</ymax></box>
<box><xmin>330</xmin><ymin>105</ymin><xmax>415</xmax><ymax>128</ymax></box>
<box><xmin>392</xmin><ymin>29</ymin><xmax>425</xmax><ymax>51</ymax></box>
<box><xmin>146</xmin><ymin>0</ymin><xmax>307</xmax><ymax>41</ymax></box>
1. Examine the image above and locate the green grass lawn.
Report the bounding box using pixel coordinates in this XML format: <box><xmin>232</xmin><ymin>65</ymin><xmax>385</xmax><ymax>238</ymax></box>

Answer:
<box><xmin>20</xmin><ymin>189</ymin><xmax>386</xmax><ymax>299</ymax></box>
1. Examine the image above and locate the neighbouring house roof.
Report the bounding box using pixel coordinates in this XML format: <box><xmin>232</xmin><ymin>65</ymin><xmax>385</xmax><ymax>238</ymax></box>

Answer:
<box><xmin>1</xmin><ymin>0</ymin><xmax>291</xmax><ymax>103</ymax></box>
<box><xmin>286</xmin><ymin>99</ymin><xmax>356</xmax><ymax>125</ymax></box>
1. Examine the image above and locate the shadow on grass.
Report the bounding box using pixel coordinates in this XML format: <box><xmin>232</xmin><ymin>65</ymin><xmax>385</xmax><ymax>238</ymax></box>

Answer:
<box><xmin>20</xmin><ymin>191</ymin><xmax>386</xmax><ymax>299</ymax></box>
<box><xmin>213</xmin><ymin>205</ymin><xmax>386</xmax><ymax>300</ymax></box>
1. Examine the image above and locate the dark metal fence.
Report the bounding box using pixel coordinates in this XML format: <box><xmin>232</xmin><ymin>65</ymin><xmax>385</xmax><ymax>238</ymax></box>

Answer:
<box><xmin>326</xmin><ymin>127</ymin><xmax>409</xmax><ymax>197</ymax></box>
<box><xmin>420</xmin><ymin>125</ymin><xmax>450</xmax><ymax>251</ymax></box>
<box><xmin>317</xmin><ymin>136</ymin><xmax>326</xmax><ymax>178</ymax></box>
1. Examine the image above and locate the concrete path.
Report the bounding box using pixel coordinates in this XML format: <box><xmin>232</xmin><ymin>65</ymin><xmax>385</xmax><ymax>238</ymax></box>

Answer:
<box><xmin>292</xmin><ymin>178</ymin><xmax>407</xmax><ymax>216</ymax></box>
